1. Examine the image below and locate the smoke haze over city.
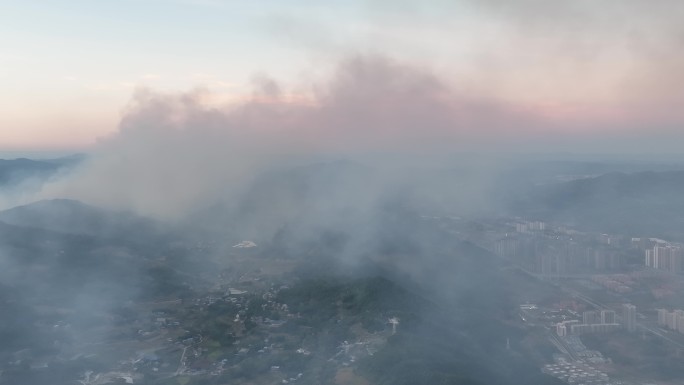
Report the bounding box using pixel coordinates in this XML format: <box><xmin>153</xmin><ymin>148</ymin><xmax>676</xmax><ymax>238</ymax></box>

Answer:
<box><xmin>2</xmin><ymin>2</ymin><xmax>684</xmax><ymax>385</ymax></box>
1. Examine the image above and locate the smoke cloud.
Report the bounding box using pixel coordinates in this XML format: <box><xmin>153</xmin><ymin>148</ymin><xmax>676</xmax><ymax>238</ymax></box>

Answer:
<box><xmin>35</xmin><ymin>55</ymin><xmax>536</xmax><ymax>219</ymax></box>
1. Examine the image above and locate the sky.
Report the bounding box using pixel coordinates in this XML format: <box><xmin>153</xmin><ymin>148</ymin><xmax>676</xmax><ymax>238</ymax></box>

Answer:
<box><xmin>2</xmin><ymin>0</ymin><xmax>684</xmax><ymax>153</ymax></box>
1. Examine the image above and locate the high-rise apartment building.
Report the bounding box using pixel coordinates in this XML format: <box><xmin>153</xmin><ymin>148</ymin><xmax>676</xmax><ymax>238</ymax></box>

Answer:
<box><xmin>583</xmin><ymin>311</ymin><xmax>598</xmax><ymax>325</ymax></box>
<box><xmin>622</xmin><ymin>304</ymin><xmax>637</xmax><ymax>332</ymax></box>
<box><xmin>600</xmin><ymin>310</ymin><xmax>616</xmax><ymax>324</ymax></box>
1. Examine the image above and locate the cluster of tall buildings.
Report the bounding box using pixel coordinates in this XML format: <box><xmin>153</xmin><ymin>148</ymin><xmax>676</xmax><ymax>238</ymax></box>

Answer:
<box><xmin>493</xmin><ymin>237</ymin><xmax>536</xmax><ymax>261</ymax></box>
<box><xmin>556</xmin><ymin>305</ymin><xmax>637</xmax><ymax>336</ymax></box>
<box><xmin>493</xmin><ymin>235</ymin><xmax>624</xmax><ymax>275</ymax></box>
<box><xmin>515</xmin><ymin>220</ymin><xmax>546</xmax><ymax>233</ymax></box>
<box><xmin>584</xmin><ymin>310</ymin><xmax>616</xmax><ymax>324</ymax></box>
<box><xmin>556</xmin><ymin>310</ymin><xmax>620</xmax><ymax>336</ymax></box>
<box><xmin>644</xmin><ymin>244</ymin><xmax>683</xmax><ymax>273</ymax></box>
<box><xmin>657</xmin><ymin>309</ymin><xmax>684</xmax><ymax>333</ymax></box>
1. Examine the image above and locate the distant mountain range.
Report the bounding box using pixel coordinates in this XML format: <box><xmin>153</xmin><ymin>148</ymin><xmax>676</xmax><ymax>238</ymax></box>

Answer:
<box><xmin>513</xmin><ymin>170</ymin><xmax>684</xmax><ymax>239</ymax></box>
<box><xmin>0</xmin><ymin>155</ymin><xmax>84</xmax><ymax>187</ymax></box>
<box><xmin>0</xmin><ymin>198</ymin><xmax>162</xmax><ymax>239</ymax></box>
<box><xmin>0</xmin><ymin>199</ymin><xmax>196</xmax><ymax>306</ymax></box>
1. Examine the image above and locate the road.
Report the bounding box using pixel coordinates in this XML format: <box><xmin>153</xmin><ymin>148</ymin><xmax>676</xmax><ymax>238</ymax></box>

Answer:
<box><xmin>547</xmin><ymin>332</ymin><xmax>579</xmax><ymax>361</ymax></box>
<box><xmin>175</xmin><ymin>334</ymin><xmax>202</xmax><ymax>375</ymax></box>
<box><xmin>175</xmin><ymin>346</ymin><xmax>188</xmax><ymax>375</ymax></box>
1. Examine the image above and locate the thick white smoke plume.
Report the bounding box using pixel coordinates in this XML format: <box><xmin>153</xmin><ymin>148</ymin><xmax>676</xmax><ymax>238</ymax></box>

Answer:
<box><xmin>37</xmin><ymin>55</ymin><xmax>529</xmax><ymax>219</ymax></box>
